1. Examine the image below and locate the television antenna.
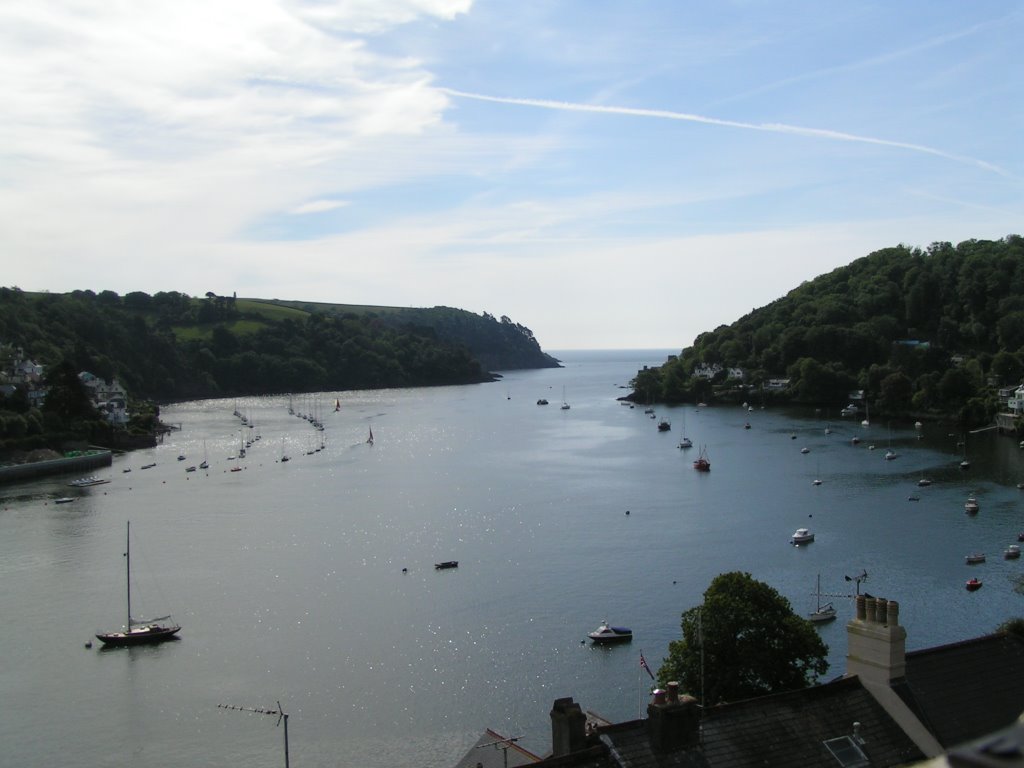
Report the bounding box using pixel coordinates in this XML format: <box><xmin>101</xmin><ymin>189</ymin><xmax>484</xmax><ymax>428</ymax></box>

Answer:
<box><xmin>218</xmin><ymin>700</ymin><xmax>290</xmax><ymax>768</ymax></box>
<box><xmin>476</xmin><ymin>734</ymin><xmax>522</xmax><ymax>768</ymax></box>
<box><xmin>844</xmin><ymin>569</ymin><xmax>868</xmax><ymax>595</ymax></box>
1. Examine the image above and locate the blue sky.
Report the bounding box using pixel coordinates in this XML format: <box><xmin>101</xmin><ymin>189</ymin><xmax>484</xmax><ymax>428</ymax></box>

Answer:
<box><xmin>2</xmin><ymin>1</ymin><xmax>1021</xmax><ymax>350</ymax></box>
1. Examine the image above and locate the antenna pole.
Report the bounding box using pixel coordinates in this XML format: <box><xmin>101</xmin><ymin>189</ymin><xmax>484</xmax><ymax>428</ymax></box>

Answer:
<box><xmin>218</xmin><ymin>700</ymin><xmax>290</xmax><ymax>768</ymax></box>
<box><xmin>476</xmin><ymin>735</ymin><xmax>521</xmax><ymax>768</ymax></box>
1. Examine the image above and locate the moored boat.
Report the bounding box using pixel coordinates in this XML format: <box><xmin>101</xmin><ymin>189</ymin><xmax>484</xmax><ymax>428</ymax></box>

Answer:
<box><xmin>588</xmin><ymin>621</ymin><xmax>632</xmax><ymax>644</ymax></box>
<box><xmin>435</xmin><ymin>560</ymin><xmax>458</xmax><ymax>570</ymax></box>
<box><xmin>964</xmin><ymin>496</ymin><xmax>979</xmax><ymax>515</ymax></box>
<box><xmin>1005</xmin><ymin>544</ymin><xmax>1021</xmax><ymax>560</ymax></box>
<box><xmin>791</xmin><ymin>527</ymin><xmax>814</xmax><ymax>545</ymax></box>
<box><xmin>96</xmin><ymin>521</ymin><xmax>181</xmax><ymax>648</ymax></box>
<box><xmin>966</xmin><ymin>577</ymin><xmax>983</xmax><ymax>591</ymax></box>
<box><xmin>965</xmin><ymin>552</ymin><xmax>986</xmax><ymax>564</ymax></box>
<box><xmin>693</xmin><ymin>446</ymin><xmax>710</xmax><ymax>471</ymax></box>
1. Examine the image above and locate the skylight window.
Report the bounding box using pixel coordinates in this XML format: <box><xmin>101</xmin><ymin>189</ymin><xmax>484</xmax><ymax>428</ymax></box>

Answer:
<box><xmin>823</xmin><ymin>736</ymin><xmax>868</xmax><ymax>767</ymax></box>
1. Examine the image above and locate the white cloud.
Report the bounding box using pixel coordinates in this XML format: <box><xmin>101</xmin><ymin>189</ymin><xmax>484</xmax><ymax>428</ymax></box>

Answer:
<box><xmin>289</xmin><ymin>199</ymin><xmax>351</xmax><ymax>215</ymax></box>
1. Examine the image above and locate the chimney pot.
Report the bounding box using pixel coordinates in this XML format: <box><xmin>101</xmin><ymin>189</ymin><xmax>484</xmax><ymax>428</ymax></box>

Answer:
<box><xmin>886</xmin><ymin>600</ymin><xmax>900</xmax><ymax>626</ymax></box>
<box><xmin>652</xmin><ymin>688</ymin><xmax>667</xmax><ymax>706</ymax></box>
<box><xmin>666</xmin><ymin>682</ymin><xmax>679</xmax><ymax>703</ymax></box>
<box><xmin>855</xmin><ymin>594</ymin><xmax>866</xmax><ymax>620</ymax></box>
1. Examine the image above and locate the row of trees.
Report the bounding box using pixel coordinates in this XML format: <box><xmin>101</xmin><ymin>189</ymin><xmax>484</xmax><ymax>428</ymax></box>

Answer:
<box><xmin>633</xmin><ymin>236</ymin><xmax>1024</xmax><ymax>426</ymax></box>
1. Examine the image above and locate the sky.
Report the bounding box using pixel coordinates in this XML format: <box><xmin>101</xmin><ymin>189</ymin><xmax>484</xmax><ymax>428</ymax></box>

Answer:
<box><xmin>2</xmin><ymin>2</ymin><xmax>1022</xmax><ymax>350</ymax></box>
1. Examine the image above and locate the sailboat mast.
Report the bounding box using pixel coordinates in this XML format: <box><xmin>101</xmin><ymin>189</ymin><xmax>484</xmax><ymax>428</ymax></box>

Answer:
<box><xmin>125</xmin><ymin>521</ymin><xmax>132</xmax><ymax>629</ymax></box>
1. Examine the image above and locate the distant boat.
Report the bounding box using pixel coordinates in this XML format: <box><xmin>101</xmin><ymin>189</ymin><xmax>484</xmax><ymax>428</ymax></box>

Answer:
<box><xmin>808</xmin><ymin>574</ymin><xmax>836</xmax><ymax>624</ymax></box>
<box><xmin>561</xmin><ymin>386</ymin><xmax>570</xmax><ymax>410</ymax></box>
<box><xmin>791</xmin><ymin>527</ymin><xmax>814</xmax><ymax>545</ymax></box>
<box><xmin>537</xmin><ymin>398</ymin><xmax>549</xmax><ymax>405</ymax></box>
<box><xmin>587</xmin><ymin>621</ymin><xmax>632</xmax><ymax>644</ymax></box>
<box><xmin>657</xmin><ymin>420</ymin><xmax>671</xmax><ymax>432</ymax></box>
<box><xmin>367</xmin><ymin>427</ymin><xmax>374</xmax><ymax>446</ymax></box>
<box><xmin>964</xmin><ymin>496</ymin><xmax>979</xmax><ymax>515</ymax></box>
<box><xmin>54</xmin><ymin>497</ymin><xmax>75</xmax><ymax>504</ymax></box>
<box><xmin>69</xmin><ymin>476</ymin><xmax>110</xmax><ymax>487</ymax></box>
<box><xmin>335</xmin><ymin>398</ymin><xmax>341</xmax><ymax>412</ymax></box>
<box><xmin>1004</xmin><ymin>544</ymin><xmax>1021</xmax><ymax>560</ymax></box>
<box><xmin>434</xmin><ymin>560</ymin><xmax>458</xmax><ymax>570</ymax></box>
<box><xmin>693</xmin><ymin>446</ymin><xmax>710</xmax><ymax>471</ymax></box>
<box><xmin>185</xmin><ymin>465</ymin><xmax>196</xmax><ymax>473</ymax></box>
<box><xmin>140</xmin><ymin>463</ymin><xmax>156</xmax><ymax>470</ymax></box>
<box><xmin>95</xmin><ymin>521</ymin><xmax>180</xmax><ymax>647</ymax></box>
<box><xmin>861</xmin><ymin>402</ymin><xmax>870</xmax><ymax>428</ymax></box>
<box><xmin>966</xmin><ymin>577</ymin><xmax>983</xmax><ymax>592</ymax></box>
<box><xmin>280</xmin><ymin>438</ymin><xmax>290</xmax><ymax>463</ymax></box>
<box><xmin>965</xmin><ymin>552</ymin><xmax>986</xmax><ymax>564</ymax></box>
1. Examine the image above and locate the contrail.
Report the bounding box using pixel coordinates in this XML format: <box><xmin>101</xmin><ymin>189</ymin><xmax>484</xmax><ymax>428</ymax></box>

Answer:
<box><xmin>439</xmin><ymin>88</ymin><xmax>1009</xmax><ymax>177</ymax></box>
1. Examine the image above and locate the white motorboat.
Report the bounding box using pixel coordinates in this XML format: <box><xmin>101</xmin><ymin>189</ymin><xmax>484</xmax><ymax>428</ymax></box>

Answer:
<box><xmin>964</xmin><ymin>496</ymin><xmax>979</xmax><ymax>515</ymax></box>
<box><xmin>588</xmin><ymin>621</ymin><xmax>632</xmax><ymax>644</ymax></box>
<box><xmin>1005</xmin><ymin>544</ymin><xmax>1021</xmax><ymax>560</ymax></box>
<box><xmin>791</xmin><ymin>527</ymin><xmax>815</xmax><ymax>545</ymax></box>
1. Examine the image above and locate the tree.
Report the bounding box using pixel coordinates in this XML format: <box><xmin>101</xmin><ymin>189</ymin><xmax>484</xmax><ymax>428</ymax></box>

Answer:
<box><xmin>657</xmin><ymin>572</ymin><xmax>829</xmax><ymax>704</ymax></box>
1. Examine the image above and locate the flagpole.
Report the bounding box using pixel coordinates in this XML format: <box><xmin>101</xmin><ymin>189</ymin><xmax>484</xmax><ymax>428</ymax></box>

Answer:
<box><xmin>638</xmin><ymin>651</ymin><xmax>643</xmax><ymax>718</ymax></box>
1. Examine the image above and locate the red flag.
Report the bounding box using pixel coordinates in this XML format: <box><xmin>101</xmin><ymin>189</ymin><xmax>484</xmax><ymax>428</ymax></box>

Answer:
<box><xmin>639</xmin><ymin>652</ymin><xmax>655</xmax><ymax>681</ymax></box>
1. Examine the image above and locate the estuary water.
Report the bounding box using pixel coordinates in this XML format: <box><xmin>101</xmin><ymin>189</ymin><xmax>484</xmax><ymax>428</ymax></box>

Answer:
<box><xmin>2</xmin><ymin>349</ymin><xmax>1023</xmax><ymax>768</ymax></box>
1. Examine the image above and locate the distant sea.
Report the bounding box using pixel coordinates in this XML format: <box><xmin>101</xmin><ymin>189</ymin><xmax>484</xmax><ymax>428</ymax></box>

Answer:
<box><xmin>1</xmin><ymin>349</ymin><xmax>1021</xmax><ymax>767</ymax></box>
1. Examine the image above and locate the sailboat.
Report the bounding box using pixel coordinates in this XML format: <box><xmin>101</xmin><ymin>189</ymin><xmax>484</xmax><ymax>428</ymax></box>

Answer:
<box><xmin>560</xmin><ymin>386</ymin><xmax>570</xmax><ymax>410</ymax></box>
<box><xmin>96</xmin><ymin>522</ymin><xmax>181</xmax><ymax>647</ymax></box>
<box><xmin>367</xmin><ymin>427</ymin><xmax>374</xmax><ymax>446</ymax></box>
<box><xmin>808</xmin><ymin>574</ymin><xmax>836</xmax><ymax>624</ymax></box>
<box><xmin>677</xmin><ymin>409</ymin><xmax>693</xmax><ymax>449</ymax></box>
<box><xmin>861</xmin><ymin>402</ymin><xmax>870</xmax><ymax>428</ymax></box>
<box><xmin>334</xmin><ymin>398</ymin><xmax>341</xmax><ymax>412</ymax></box>
<box><xmin>199</xmin><ymin>440</ymin><xmax>209</xmax><ymax>470</ymax></box>
<box><xmin>280</xmin><ymin>438</ymin><xmax>290</xmax><ymax>463</ymax></box>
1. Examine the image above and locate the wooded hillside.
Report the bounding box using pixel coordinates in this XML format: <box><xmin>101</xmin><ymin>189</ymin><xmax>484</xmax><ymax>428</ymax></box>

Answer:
<box><xmin>0</xmin><ymin>289</ymin><xmax>559</xmax><ymax>402</ymax></box>
<box><xmin>632</xmin><ymin>235</ymin><xmax>1024</xmax><ymax>427</ymax></box>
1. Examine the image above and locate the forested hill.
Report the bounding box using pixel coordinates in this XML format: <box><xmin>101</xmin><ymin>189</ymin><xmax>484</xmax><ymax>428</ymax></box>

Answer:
<box><xmin>0</xmin><ymin>290</ymin><xmax>560</xmax><ymax>402</ymax></box>
<box><xmin>633</xmin><ymin>235</ymin><xmax>1024</xmax><ymax>427</ymax></box>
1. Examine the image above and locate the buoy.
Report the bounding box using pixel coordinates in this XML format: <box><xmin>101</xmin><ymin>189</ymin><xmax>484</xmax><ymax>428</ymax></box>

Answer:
<box><xmin>84</xmin><ymin>641</ymin><xmax>92</xmax><ymax>649</ymax></box>
<box><xmin>625</xmin><ymin>510</ymin><xmax>630</xmax><ymax>516</ymax></box>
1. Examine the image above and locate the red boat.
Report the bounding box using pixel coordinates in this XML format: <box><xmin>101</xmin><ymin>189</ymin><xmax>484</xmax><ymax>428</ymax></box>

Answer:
<box><xmin>693</xmin><ymin>446</ymin><xmax>711</xmax><ymax>472</ymax></box>
<box><xmin>965</xmin><ymin>578</ymin><xmax>983</xmax><ymax>592</ymax></box>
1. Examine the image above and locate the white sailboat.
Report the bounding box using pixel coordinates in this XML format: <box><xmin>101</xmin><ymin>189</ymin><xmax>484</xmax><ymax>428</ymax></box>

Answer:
<box><xmin>677</xmin><ymin>409</ymin><xmax>692</xmax><ymax>449</ymax></box>
<box><xmin>560</xmin><ymin>386</ymin><xmax>570</xmax><ymax>410</ymax></box>
<box><xmin>96</xmin><ymin>521</ymin><xmax>181</xmax><ymax>647</ymax></box>
<box><xmin>861</xmin><ymin>401</ymin><xmax>870</xmax><ymax>428</ymax></box>
<box><xmin>808</xmin><ymin>574</ymin><xmax>836</xmax><ymax>624</ymax></box>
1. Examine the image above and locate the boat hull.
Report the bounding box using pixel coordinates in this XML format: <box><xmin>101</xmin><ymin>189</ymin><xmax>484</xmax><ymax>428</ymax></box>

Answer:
<box><xmin>588</xmin><ymin>630</ymin><xmax>632</xmax><ymax>644</ymax></box>
<box><xmin>96</xmin><ymin>624</ymin><xmax>181</xmax><ymax>647</ymax></box>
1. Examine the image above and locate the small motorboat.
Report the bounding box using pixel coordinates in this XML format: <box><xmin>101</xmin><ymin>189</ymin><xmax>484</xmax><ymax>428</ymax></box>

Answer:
<box><xmin>884</xmin><ymin>450</ymin><xmax>898</xmax><ymax>461</ymax></box>
<box><xmin>851</xmin><ymin>436</ymin><xmax>861</xmax><ymax>445</ymax></box>
<box><xmin>657</xmin><ymin>420</ymin><xmax>671</xmax><ymax>432</ymax></box>
<box><xmin>964</xmin><ymin>496</ymin><xmax>979</xmax><ymax>515</ymax></box>
<box><xmin>54</xmin><ymin>497</ymin><xmax>75</xmax><ymax>504</ymax></box>
<box><xmin>966</xmin><ymin>578</ymin><xmax>983</xmax><ymax>592</ymax></box>
<box><xmin>917</xmin><ymin>478</ymin><xmax>932</xmax><ymax>487</ymax></box>
<box><xmin>965</xmin><ymin>553</ymin><xmax>986</xmax><ymax>564</ymax></box>
<box><xmin>588</xmin><ymin>621</ymin><xmax>632</xmax><ymax>644</ymax></box>
<box><xmin>800</xmin><ymin>447</ymin><xmax>810</xmax><ymax>454</ymax></box>
<box><xmin>434</xmin><ymin>561</ymin><xmax>459</xmax><ymax>570</ymax></box>
<box><xmin>791</xmin><ymin>528</ymin><xmax>815</xmax><ymax>545</ymax></box>
<box><xmin>1005</xmin><ymin>545</ymin><xmax>1021</xmax><ymax>560</ymax></box>
<box><xmin>536</xmin><ymin>399</ymin><xmax>549</xmax><ymax>405</ymax></box>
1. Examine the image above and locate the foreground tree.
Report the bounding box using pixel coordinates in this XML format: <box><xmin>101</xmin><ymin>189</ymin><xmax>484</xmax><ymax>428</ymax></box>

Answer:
<box><xmin>658</xmin><ymin>572</ymin><xmax>829</xmax><ymax>704</ymax></box>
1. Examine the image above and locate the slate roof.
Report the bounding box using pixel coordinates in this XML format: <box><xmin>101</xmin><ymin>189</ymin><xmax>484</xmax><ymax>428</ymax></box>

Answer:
<box><xmin>530</xmin><ymin>676</ymin><xmax>924</xmax><ymax>768</ymax></box>
<box><xmin>894</xmin><ymin>632</ymin><xmax>1024</xmax><ymax>749</ymax></box>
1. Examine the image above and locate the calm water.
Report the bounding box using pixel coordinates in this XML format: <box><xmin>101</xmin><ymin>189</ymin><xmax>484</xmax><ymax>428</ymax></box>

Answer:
<box><xmin>2</xmin><ymin>350</ymin><xmax>1023</xmax><ymax>767</ymax></box>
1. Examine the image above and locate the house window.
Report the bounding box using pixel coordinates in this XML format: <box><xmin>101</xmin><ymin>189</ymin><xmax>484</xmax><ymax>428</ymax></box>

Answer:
<box><xmin>823</xmin><ymin>736</ymin><xmax>868</xmax><ymax>767</ymax></box>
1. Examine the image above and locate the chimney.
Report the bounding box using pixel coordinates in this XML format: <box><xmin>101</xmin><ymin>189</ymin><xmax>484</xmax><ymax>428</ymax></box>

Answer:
<box><xmin>647</xmin><ymin>685</ymin><xmax>700</xmax><ymax>753</ymax></box>
<box><xmin>845</xmin><ymin>596</ymin><xmax>907</xmax><ymax>685</ymax></box>
<box><xmin>550</xmin><ymin>697</ymin><xmax>587</xmax><ymax>756</ymax></box>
